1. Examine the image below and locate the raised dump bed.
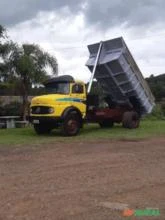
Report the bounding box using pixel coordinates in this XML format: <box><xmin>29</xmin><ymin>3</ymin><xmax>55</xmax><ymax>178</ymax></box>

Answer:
<box><xmin>86</xmin><ymin>37</ymin><xmax>155</xmax><ymax>115</ymax></box>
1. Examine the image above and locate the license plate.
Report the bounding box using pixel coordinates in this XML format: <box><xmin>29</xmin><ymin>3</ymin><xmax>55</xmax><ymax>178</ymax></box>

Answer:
<box><xmin>33</xmin><ymin>120</ymin><xmax>40</xmax><ymax>124</ymax></box>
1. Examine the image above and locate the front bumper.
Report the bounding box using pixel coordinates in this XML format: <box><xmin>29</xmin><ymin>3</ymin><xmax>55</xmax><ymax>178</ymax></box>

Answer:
<box><xmin>29</xmin><ymin>116</ymin><xmax>62</xmax><ymax>127</ymax></box>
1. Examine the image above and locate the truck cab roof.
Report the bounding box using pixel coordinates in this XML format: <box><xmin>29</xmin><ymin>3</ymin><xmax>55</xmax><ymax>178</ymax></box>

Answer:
<box><xmin>44</xmin><ymin>75</ymin><xmax>84</xmax><ymax>86</ymax></box>
<box><xmin>44</xmin><ymin>75</ymin><xmax>75</xmax><ymax>85</ymax></box>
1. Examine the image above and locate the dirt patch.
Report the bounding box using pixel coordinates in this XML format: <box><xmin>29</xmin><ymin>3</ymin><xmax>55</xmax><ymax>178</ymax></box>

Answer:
<box><xmin>0</xmin><ymin>138</ymin><xmax>165</xmax><ymax>219</ymax></box>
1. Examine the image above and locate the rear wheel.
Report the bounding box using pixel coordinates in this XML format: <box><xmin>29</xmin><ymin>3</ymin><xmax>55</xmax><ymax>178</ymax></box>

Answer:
<box><xmin>34</xmin><ymin>124</ymin><xmax>51</xmax><ymax>134</ymax></box>
<box><xmin>122</xmin><ymin>111</ymin><xmax>140</xmax><ymax>129</ymax></box>
<box><xmin>99</xmin><ymin>120</ymin><xmax>114</xmax><ymax>128</ymax></box>
<box><xmin>61</xmin><ymin>112</ymin><xmax>80</xmax><ymax>136</ymax></box>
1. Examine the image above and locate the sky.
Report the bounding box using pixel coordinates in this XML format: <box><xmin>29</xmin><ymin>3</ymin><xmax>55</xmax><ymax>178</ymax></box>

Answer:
<box><xmin>1</xmin><ymin>0</ymin><xmax>165</xmax><ymax>82</ymax></box>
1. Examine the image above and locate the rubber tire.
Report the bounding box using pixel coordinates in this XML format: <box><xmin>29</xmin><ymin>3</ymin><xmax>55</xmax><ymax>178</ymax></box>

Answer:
<box><xmin>61</xmin><ymin>112</ymin><xmax>80</xmax><ymax>136</ymax></box>
<box><xmin>34</xmin><ymin>124</ymin><xmax>51</xmax><ymax>134</ymax></box>
<box><xmin>122</xmin><ymin>111</ymin><xmax>140</xmax><ymax>129</ymax></box>
<box><xmin>99</xmin><ymin>120</ymin><xmax>114</xmax><ymax>128</ymax></box>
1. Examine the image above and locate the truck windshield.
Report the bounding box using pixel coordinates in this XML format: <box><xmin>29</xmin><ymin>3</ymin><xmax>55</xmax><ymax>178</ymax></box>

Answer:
<box><xmin>45</xmin><ymin>83</ymin><xmax>70</xmax><ymax>94</ymax></box>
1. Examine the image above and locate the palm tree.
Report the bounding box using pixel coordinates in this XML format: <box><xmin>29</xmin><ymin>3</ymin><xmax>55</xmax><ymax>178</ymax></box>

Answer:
<box><xmin>4</xmin><ymin>43</ymin><xmax>58</xmax><ymax>120</ymax></box>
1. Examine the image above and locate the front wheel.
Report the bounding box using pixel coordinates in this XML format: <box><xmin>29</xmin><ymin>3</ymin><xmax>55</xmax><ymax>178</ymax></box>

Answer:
<box><xmin>61</xmin><ymin>112</ymin><xmax>80</xmax><ymax>136</ymax></box>
<box><xmin>122</xmin><ymin>111</ymin><xmax>140</xmax><ymax>129</ymax></box>
<box><xmin>34</xmin><ymin>124</ymin><xmax>51</xmax><ymax>134</ymax></box>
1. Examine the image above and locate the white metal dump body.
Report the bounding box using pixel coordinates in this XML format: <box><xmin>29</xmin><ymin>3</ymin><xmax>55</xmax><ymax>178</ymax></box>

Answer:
<box><xmin>86</xmin><ymin>37</ymin><xmax>155</xmax><ymax>115</ymax></box>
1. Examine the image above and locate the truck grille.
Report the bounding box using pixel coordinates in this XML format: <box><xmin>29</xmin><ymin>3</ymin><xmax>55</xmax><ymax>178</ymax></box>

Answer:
<box><xmin>31</xmin><ymin>106</ymin><xmax>50</xmax><ymax>114</ymax></box>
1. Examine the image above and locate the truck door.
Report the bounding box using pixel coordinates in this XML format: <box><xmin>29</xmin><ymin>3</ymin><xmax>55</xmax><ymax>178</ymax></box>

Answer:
<box><xmin>71</xmin><ymin>83</ymin><xmax>86</xmax><ymax>115</ymax></box>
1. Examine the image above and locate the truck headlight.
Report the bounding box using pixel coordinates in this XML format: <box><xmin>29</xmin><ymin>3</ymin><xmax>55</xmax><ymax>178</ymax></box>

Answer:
<box><xmin>48</xmin><ymin>107</ymin><xmax>54</xmax><ymax>114</ymax></box>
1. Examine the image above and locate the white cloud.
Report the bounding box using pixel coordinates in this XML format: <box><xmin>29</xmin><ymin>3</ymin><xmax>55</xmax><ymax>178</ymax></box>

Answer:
<box><xmin>8</xmin><ymin>9</ymin><xmax>165</xmax><ymax>84</ymax></box>
<box><xmin>8</xmin><ymin>11</ymin><xmax>91</xmax><ymax>82</ymax></box>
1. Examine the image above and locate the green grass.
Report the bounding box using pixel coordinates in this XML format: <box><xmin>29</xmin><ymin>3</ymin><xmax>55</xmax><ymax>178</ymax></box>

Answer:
<box><xmin>0</xmin><ymin>120</ymin><xmax>165</xmax><ymax>146</ymax></box>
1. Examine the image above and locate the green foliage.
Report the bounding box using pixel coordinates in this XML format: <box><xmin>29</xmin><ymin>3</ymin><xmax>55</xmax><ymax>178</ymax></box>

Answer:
<box><xmin>146</xmin><ymin>74</ymin><xmax>165</xmax><ymax>101</ymax></box>
<box><xmin>4</xmin><ymin>101</ymin><xmax>22</xmax><ymax>116</ymax></box>
<box><xmin>0</xmin><ymin>24</ymin><xmax>11</xmax><ymax>76</ymax></box>
<box><xmin>0</xmin><ymin>99</ymin><xmax>4</xmax><ymax>116</ymax></box>
<box><xmin>152</xmin><ymin>105</ymin><xmax>164</xmax><ymax>119</ymax></box>
<box><xmin>145</xmin><ymin>103</ymin><xmax>165</xmax><ymax>120</ymax></box>
<box><xmin>160</xmin><ymin>101</ymin><xmax>165</xmax><ymax>115</ymax></box>
<box><xmin>0</xmin><ymin>101</ymin><xmax>22</xmax><ymax>116</ymax></box>
<box><xmin>0</xmin><ymin>81</ymin><xmax>44</xmax><ymax>95</ymax></box>
<box><xmin>0</xmin><ymin>25</ymin><xmax>4</xmax><ymax>37</ymax></box>
<box><xmin>89</xmin><ymin>81</ymin><xmax>102</xmax><ymax>95</ymax></box>
<box><xmin>0</xmin><ymin>82</ymin><xmax>17</xmax><ymax>95</ymax></box>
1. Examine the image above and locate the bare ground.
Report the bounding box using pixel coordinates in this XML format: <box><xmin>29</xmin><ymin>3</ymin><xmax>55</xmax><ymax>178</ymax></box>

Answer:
<box><xmin>0</xmin><ymin>138</ymin><xmax>165</xmax><ymax>220</ymax></box>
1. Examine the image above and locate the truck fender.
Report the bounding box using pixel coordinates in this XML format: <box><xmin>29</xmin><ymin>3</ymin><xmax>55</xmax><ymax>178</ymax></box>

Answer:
<box><xmin>61</xmin><ymin>106</ymin><xmax>83</xmax><ymax>126</ymax></box>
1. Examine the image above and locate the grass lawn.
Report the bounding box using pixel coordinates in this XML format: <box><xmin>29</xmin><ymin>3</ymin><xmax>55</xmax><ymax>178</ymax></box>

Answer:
<box><xmin>0</xmin><ymin>120</ymin><xmax>165</xmax><ymax>146</ymax></box>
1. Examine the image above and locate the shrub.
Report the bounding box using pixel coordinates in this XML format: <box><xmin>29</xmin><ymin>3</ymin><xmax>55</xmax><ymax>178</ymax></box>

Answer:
<box><xmin>0</xmin><ymin>101</ymin><xmax>22</xmax><ymax>116</ymax></box>
<box><xmin>160</xmin><ymin>101</ymin><xmax>165</xmax><ymax>115</ymax></box>
<box><xmin>145</xmin><ymin>104</ymin><xmax>165</xmax><ymax>120</ymax></box>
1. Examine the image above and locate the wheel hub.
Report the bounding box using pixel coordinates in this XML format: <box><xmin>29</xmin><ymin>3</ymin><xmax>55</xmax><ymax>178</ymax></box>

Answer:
<box><xmin>67</xmin><ymin>119</ymin><xmax>78</xmax><ymax>134</ymax></box>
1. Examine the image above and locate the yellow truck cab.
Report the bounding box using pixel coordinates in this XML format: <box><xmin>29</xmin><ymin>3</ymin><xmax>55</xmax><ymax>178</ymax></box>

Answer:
<box><xmin>30</xmin><ymin>75</ymin><xmax>87</xmax><ymax>136</ymax></box>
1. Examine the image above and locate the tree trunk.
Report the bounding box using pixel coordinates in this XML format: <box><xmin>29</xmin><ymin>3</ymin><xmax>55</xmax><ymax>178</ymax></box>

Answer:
<box><xmin>22</xmin><ymin>92</ymin><xmax>28</xmax><ymax>121</ymax></box>
<box><xmin>21</xmin><ymin>79</ymin><xmax>29</xmax><ymax>121</ymax></box>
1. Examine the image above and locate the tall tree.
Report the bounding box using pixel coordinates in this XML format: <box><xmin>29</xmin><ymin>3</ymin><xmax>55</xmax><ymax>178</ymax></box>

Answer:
<box><xmin>4</xmin><ymin>43</ymin><xmax>58</xmax><ymax>119</ymax></box>
<box><xmin>0</xmin><ymin>24</ymin><xmax>5</xmax><ymax>43</ymax></box>
<box><xmin>0</xmin><ymin>25</ymin><xmax>10</xmax><ymax>77</ymax></box>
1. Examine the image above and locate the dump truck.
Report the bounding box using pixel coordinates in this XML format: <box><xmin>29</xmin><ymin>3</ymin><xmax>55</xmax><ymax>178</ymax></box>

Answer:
<box><xmin>29</xmin><ymin>37</ymin><xmax>155</xmax><ymax>136</ymax></box>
